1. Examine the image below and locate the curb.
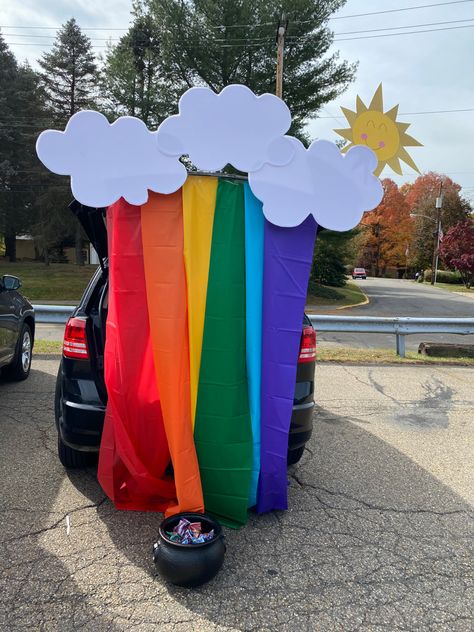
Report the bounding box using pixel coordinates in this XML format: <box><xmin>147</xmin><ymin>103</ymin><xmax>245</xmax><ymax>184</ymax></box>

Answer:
<box><xmin>336</xmin><ymin>289</ymin><xmax>370</xmax><ymax>311</ymax></box>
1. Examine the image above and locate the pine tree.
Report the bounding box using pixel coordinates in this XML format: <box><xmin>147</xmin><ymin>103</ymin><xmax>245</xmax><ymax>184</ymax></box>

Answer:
<box><xmin>0</xmin><ymin>33</ymin><xmax>20</xmax><ymax>260</ymax></box>
<box><xmin>102</xmin><ymin>7</ymin><xmax>182</xmax><ymax>126</ymax></box>
<box><xmin>0</xmin><ymin>36</ymin><xmax>48</xmax><ymax>261</ymax></box>
<box><xmin>38</xmin><ymin>18</ymin><xmax>98</xmax><ymax>264</ymax></box>
<box><xmin>143</xmin><ymin>0</ymin><xmax>356</xmax><ymax>137</ymax></box>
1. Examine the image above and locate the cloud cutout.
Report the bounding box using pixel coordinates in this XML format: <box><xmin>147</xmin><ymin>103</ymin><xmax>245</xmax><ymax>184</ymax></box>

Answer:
<box><xmin>248</xmin><ymin>138</ymin><xmax>383</xmax><ymax>230</ymax></box>
<box><xmin>36</xmin><ymin>111</ymin><xmax>187</xmax><ymax>207</ymax></box>
<box><xmin>156</xmin><ymin>85</ymin><xmax>295</xmax><ymax>172</ymax></box>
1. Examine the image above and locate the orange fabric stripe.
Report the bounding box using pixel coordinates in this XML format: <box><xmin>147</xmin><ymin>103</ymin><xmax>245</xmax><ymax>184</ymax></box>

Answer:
<box><xmin>140</xmin><ymin>190</ymin><xmax>204</xmax><ymax>516</ymax></box>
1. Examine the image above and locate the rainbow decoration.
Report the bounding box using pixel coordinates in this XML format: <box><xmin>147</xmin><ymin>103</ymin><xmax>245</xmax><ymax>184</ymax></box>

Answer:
<box><xmin>98</xmin><ymin>175</ymin><xmax>317</xmax><ymax>527</ymax></box>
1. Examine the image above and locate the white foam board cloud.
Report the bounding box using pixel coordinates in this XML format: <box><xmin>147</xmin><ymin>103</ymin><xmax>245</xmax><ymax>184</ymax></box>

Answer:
<box><xmin>156</xmin><ymin>85</ymin><xmax>295</xmax><ymax>172</ymax></box>
<box><xmin>36</xmin><ymin>110</ymin><xmax>187</xmax><ymax>207</ymax></box>
<box><xmin>248</xmin><ymin>138</ymin><xmax>383</xmax><ymax>230</ymax></box>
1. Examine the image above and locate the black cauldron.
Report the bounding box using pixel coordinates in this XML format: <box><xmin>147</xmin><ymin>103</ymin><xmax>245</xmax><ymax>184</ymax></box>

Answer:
<box><xmin>153</xmin><ymin>512</ymin><xmax>226</xmax><ymax>588</ymax></box>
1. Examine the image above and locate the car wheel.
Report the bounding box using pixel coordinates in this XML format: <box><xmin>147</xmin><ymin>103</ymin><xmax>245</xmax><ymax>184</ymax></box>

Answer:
<box><xmin>57</xmin><ymin>435</ymin><xmax>94</xmax><ymax>468</ymax></box>
<box><xmin>55</xmin><ymin>367</ymin><xmax>95</xmax><ymax>469</ymax></box>
<box><xmin>287</xmin><ymin>445</ymin><xmax>305</xmax><ymax>466</ymax></box>
<box><xmin>4</xmin><ymin>323</ymin><xmax>32</xmax><ymax>381</ymax></box>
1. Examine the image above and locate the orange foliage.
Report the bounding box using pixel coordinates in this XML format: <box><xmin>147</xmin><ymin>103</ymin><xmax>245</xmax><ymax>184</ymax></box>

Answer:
<box><xmin>359</xmin><ymin>178</ymin><xmax>412</xmax><ymax>273</ymax></box>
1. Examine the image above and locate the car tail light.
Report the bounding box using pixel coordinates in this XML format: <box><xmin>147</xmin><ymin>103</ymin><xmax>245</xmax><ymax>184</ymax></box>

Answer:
<box><xmin>63</xmin><ymin>317</ymin><xmax>89</xmax><ymax>359</ymax></box>
<box><xmin>298</xmin><ymin>326</ymin><xmax>316</xmax><ymax>363</ymax></box>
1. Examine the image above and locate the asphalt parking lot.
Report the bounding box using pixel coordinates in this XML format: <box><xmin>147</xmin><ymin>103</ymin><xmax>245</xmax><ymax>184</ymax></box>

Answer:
<box><xmin>1</xmin><ymin>357</ymin><xmax>473</xmax><ymax>631</ymax></box>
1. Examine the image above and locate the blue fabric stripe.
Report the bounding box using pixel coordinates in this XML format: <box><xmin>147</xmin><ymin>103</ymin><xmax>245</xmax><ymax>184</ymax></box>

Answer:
<box><xmin>244</xmin><ymin>183</ymin><xmax>264</xmax><ymax>507</ymax></box>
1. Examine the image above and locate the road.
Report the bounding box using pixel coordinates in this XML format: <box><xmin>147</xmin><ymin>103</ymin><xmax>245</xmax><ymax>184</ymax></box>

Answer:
<box><xmin>1</xmin><ymin>357</ymin><xmax>472</xmax><ymax>631</ymax></box>
<box><xmin>316</xmin><ymin>277</ymin><xmax>474</xmax><ymax>351</ymax></box>
<box><xmin>36</xmin><ymin>278</ymin><xmax>474</xmax><ymax>353</ymax></box>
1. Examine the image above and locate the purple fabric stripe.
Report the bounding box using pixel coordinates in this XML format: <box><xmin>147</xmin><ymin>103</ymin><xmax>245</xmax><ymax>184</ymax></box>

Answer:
<box><xmin>257</xmin><ymin>215</ymin><xmax>317</xmax><ymax>513</ymax></box>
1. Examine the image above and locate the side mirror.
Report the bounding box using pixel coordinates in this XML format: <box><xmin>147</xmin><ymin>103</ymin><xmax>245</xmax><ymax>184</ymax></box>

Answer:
<box><xmin>1</xmin><ymin>275</ymin><xmax>21</xmax><ymax>291</ymax></box>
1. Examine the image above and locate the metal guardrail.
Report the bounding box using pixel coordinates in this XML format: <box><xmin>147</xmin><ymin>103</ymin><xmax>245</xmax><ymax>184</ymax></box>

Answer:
<box><xmin>33</xmin><ymin>305</ymin><xmax>76</xmax><ymax>324</ymax></box>
<box><xmin>308</xmin><ymin>315</ymin><xmax>474</xmax><ymax>357</ymax></box>
<box><xmin>33</xmin><ymin>306</ymin><xmax>474</xmax><ymax>358</ymax></box>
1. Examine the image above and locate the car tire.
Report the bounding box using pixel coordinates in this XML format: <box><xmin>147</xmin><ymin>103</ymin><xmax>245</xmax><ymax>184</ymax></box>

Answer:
<box><xmin>4</xmin><ymin>323</ymin><xmax>33</xmax><ymax>381</ymax></box>
<box><xmin>55</xmin><ymin>367</ymin><xmax>95</xmax><ymax>469</ymax></box>
<box><xmin>287</xmin><ymin>446</ymin><xmax>305</xmax><ymax>466</ymax></box>
<box><xmin>57</xmin><ymin>435</ymin><xmax>94</xmax><ymax>468</ymax></box>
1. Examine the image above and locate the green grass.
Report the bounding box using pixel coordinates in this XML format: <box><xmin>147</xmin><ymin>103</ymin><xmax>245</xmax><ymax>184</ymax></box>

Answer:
<box><xmin>34</xmin><ymin>340</ymin><xmax>63</xmax><ymax>354</ymax></box>
<box><xmin>432</xmin><ymin>282</ymin><xmax>474</xmax><ymax>295</ymax></box>
<box><xmin>317</xmin><ymin>347</ymin><xmax>474</xmax><ymax>365</ymax></box>
<box><xmin>33</xmin><ymin>340</ymin><xmax>474</xmax><ymax>365</ymax></box>
<box><xmin>306</xmin><ymin>281</ymin><xmax>367</xmax><ymax>309</ymax></box>
<box><xmin>1</xmin><ymin>261</ymin><xmax>98</xmax><ymax>301</ymax></box>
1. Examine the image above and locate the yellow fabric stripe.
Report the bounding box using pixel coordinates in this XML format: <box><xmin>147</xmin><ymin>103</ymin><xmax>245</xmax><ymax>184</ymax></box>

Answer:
<box><xmin>183</xmin><ymin>176</ymin><xmax>218</xmax><ymax>430</ymax></box>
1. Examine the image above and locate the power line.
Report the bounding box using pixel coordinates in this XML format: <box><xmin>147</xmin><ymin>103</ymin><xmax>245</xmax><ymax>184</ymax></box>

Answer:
<box><xmin>333</xmin><ymin>17</ymin><xmax>474</xmax><ymax>36</ymax></box>
<box><xmin>318</xmin><ymin>108</ymin><xmax>474</xmax><ymax>119</ymax></box>
<box><xmin>6</xmin><ymin>16</ymin><xmax>474</xmax><ymax>44</ymax></box>
<box><xmin>0</xmin><ymin>25</ymin><xmax>127</xmax><ymax>31</ymax></box>
<box><xmin>329</xmin><ymin>0</ymin><xmax>474</xmax><ymax>21</ymax></box>
<box><xmin>6</xmin><ymin>20</ymin><xmax>474</xmax><ymax>50</ymax></box>
<box><xmin>1</xmin><ymin>1</ymin><xmax>472</xmax><ymax>33</ymax></box>
<box><xmin>334</xmin><ymin>22</ymin><xmax>474</xmax><ymax>41</ymax></box>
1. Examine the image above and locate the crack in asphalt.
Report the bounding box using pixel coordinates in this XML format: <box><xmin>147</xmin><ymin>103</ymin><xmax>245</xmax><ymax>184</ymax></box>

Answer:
<box><xmin>289</xmin><ymin>476</ymin><xmax>472</xmax><ymax>518</ymax></box>
<box><xmin>1</xmin><ymin>360</ymin><xmax>472</xmax><ymax>632</ymax></box>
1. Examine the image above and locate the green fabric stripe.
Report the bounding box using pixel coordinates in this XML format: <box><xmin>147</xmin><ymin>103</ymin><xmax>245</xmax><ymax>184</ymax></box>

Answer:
<box><xmin>194</xmin><ymin>179</ymin><xmax>253</xmax><ymax>527</ymax></box>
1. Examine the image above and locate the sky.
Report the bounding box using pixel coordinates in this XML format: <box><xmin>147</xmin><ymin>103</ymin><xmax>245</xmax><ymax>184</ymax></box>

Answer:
<box><xmin>1</xmin><ymin>0</ymin><xmax>473</xmax><ymax>200</ymax></box>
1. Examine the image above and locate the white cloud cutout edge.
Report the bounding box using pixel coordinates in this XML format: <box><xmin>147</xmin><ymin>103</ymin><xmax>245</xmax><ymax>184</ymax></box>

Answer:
<box><xmin>249</xmin><ymin>138</ymin><xmax>384</xmax><ymax>231</ymax></box>
<box><xmin>36</xmin><ymin>85</ymin><xmax>383</xmax><ymax>230</ymax></box>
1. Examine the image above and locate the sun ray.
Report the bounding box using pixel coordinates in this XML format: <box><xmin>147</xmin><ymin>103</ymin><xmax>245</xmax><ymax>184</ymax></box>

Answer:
<box><xmin>401</xmin><ymin>133</ymin><xmax>423</xmax><ymax>147</ymax></box>
<box><xmin>385</xmin><ymin>105</ymin><xmax>399</xmax><ymax>121</ymax></box>
<box><xmin>334</xmin><ymin>128</ymin><xmax>353</xmax><ymax>142</ymax></box>
<box><xmin>374</xmin><ymin>162</ymin><xmax>385</xmax><ymax>177</ymax></box>
<box><xmin>369</xmin><ymin>83</ymin><xmax>384</xmax><ymax>112</ymax></box>
<box><xmin>340</xmin><ymin>106</ymin><xmax>357</xmax><ymax>125</ymax></box>
<box><xmin>398</xmin><ymin>146</ymin><xmax>421</xmax><ymax>173</ymax></box>
<box><xmin>387</xmin><ymin>156</ymin><xmax>403</xmax><ymax>175</ymax></box>
<box><xmin>356</xmin><ymin>96</ymin><xmax>367</xmax><ymax>114</ymax></box>
<box><xmin>341</xmin><ymin>143</ymin><xmax>354</xmax><ymax>153</ymax></box>
<box><xmin>397</xmin><ymin>122</ymin><xmax>411</xmax><ymax>133</ymax></box>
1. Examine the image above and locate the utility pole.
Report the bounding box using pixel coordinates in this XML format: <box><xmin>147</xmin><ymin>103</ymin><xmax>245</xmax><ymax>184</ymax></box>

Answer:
<box><xmin>275</xmin><ymin>14</ymin><xmax>288</xmax><ymax>98</ymax></box>
<box><xmin>431</xmin><ymin>181</ymin><xmax>443</xmax><ymax>285</ymax></box>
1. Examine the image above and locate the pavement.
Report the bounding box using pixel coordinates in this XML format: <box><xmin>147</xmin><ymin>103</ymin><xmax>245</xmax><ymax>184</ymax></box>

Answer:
<box><xmin>315</xmin><ymin>277</ymin><xmax>474</xmax><ymax>352</ymax></box>
<box><xmin>1</xmin><ymin>356</ymin><xmax>473</xmax><ymax>631</ymax></box>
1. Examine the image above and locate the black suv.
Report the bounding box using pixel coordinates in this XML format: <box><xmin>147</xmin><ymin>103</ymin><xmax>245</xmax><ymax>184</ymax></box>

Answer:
<box><xmin>0</xmin><ymin>274</ymin><xmax>35</xmax><ymax>380</ymax></box>
<box><xmin>54</xmin><ymin>202</ymin><xmax>316</xmax><ymax>469</ymax></box>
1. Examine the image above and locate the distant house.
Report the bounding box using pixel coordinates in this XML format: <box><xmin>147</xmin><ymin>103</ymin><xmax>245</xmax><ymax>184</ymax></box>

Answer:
<box><xmin>14</xmin><ymin>234</ymin><xmax>99</xmax><ymax>264</ymax></box>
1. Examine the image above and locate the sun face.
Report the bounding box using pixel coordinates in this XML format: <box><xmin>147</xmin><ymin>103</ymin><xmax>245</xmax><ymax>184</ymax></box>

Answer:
<box><xmin>335</xmin><ymin>84</ymin><xmax>422</xmax><ymax>176</ymax></box>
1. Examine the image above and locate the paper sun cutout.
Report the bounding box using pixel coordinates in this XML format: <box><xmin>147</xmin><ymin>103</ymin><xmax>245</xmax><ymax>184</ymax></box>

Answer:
<box><xmin>335</xmin><ymin>83</ymin><xmax>422</xmax><ymax>176</ymax></box>
<box><xmin>36</xmin><ymin>84</ymin><xmax>384</xmax><ymax>229</ymax></box>
<box><xmin>249</xmin><ymin>139</ymin><xmax>383</xmax><ymax>230</ymax></box>
<box><xmin>156</xmin><ymin>85</ymin><xmax>295</xmax><ymax>172</ymax></box>
<box><xmin>36</xmin><ymin>111</ymin><xmax>187</xmax><ymax>207</ymax></box>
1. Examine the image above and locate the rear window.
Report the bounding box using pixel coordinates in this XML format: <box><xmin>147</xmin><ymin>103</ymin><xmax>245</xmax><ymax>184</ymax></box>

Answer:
<box><xmin>354</xmin><ymin>268</ymin><xmax>366</xmax><ymax>273</ymax></box>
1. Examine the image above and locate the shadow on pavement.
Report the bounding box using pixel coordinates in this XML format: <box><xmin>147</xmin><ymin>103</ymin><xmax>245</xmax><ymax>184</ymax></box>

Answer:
<box><xmin>88</xmin><ymin>408</ymin><xmax>472</xmax><ymax>630</ymax></box>
<box><xmin>2</xmin><ymin>364</ymin><xmax>471</xmax><ymax>630</ymax></box>
<box><xmin>0</xmin><ymin>366</ymin><xmax>122</xmax><ymax>631</ymax></box>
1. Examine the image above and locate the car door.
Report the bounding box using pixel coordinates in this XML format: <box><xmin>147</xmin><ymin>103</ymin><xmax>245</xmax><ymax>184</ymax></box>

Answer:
<box><xmin>0</xmin><ymin>283</ymin><xmax>18</xmax><ymax>365</ymax></box>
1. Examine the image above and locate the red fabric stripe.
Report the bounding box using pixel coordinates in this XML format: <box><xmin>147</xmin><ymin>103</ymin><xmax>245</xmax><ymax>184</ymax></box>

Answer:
<box><xmin>98</xmin><ymin>199</ymin><xmax>176</xmax><ymax>511</ymax></box>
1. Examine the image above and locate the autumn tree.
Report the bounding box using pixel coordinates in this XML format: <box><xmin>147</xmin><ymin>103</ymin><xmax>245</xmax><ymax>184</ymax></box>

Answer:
<box><xmin>439</xmin><ymin>219</ymin><xmax>474</xmax><ymax>288</ymax></box>
<box><xmin>403</xmin><ymin>172</ymin><xmax>472</xmax><ymax>271</ymax></box>
<box><xmin>358</xmin><ymin>179</ymin><xmax>411</xmax><ymax>276</ymax></box>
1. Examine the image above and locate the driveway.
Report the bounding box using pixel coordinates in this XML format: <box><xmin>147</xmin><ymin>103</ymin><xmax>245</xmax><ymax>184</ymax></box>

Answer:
<box><xmin>0</xmin><ymin>357</ymin><xmax>472</xmax><ymax>631</ymax></box>
<box><xmin>316</xmin><ymin>278</ymin><xmax>474</xmax><ymax>351</ymax></box>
